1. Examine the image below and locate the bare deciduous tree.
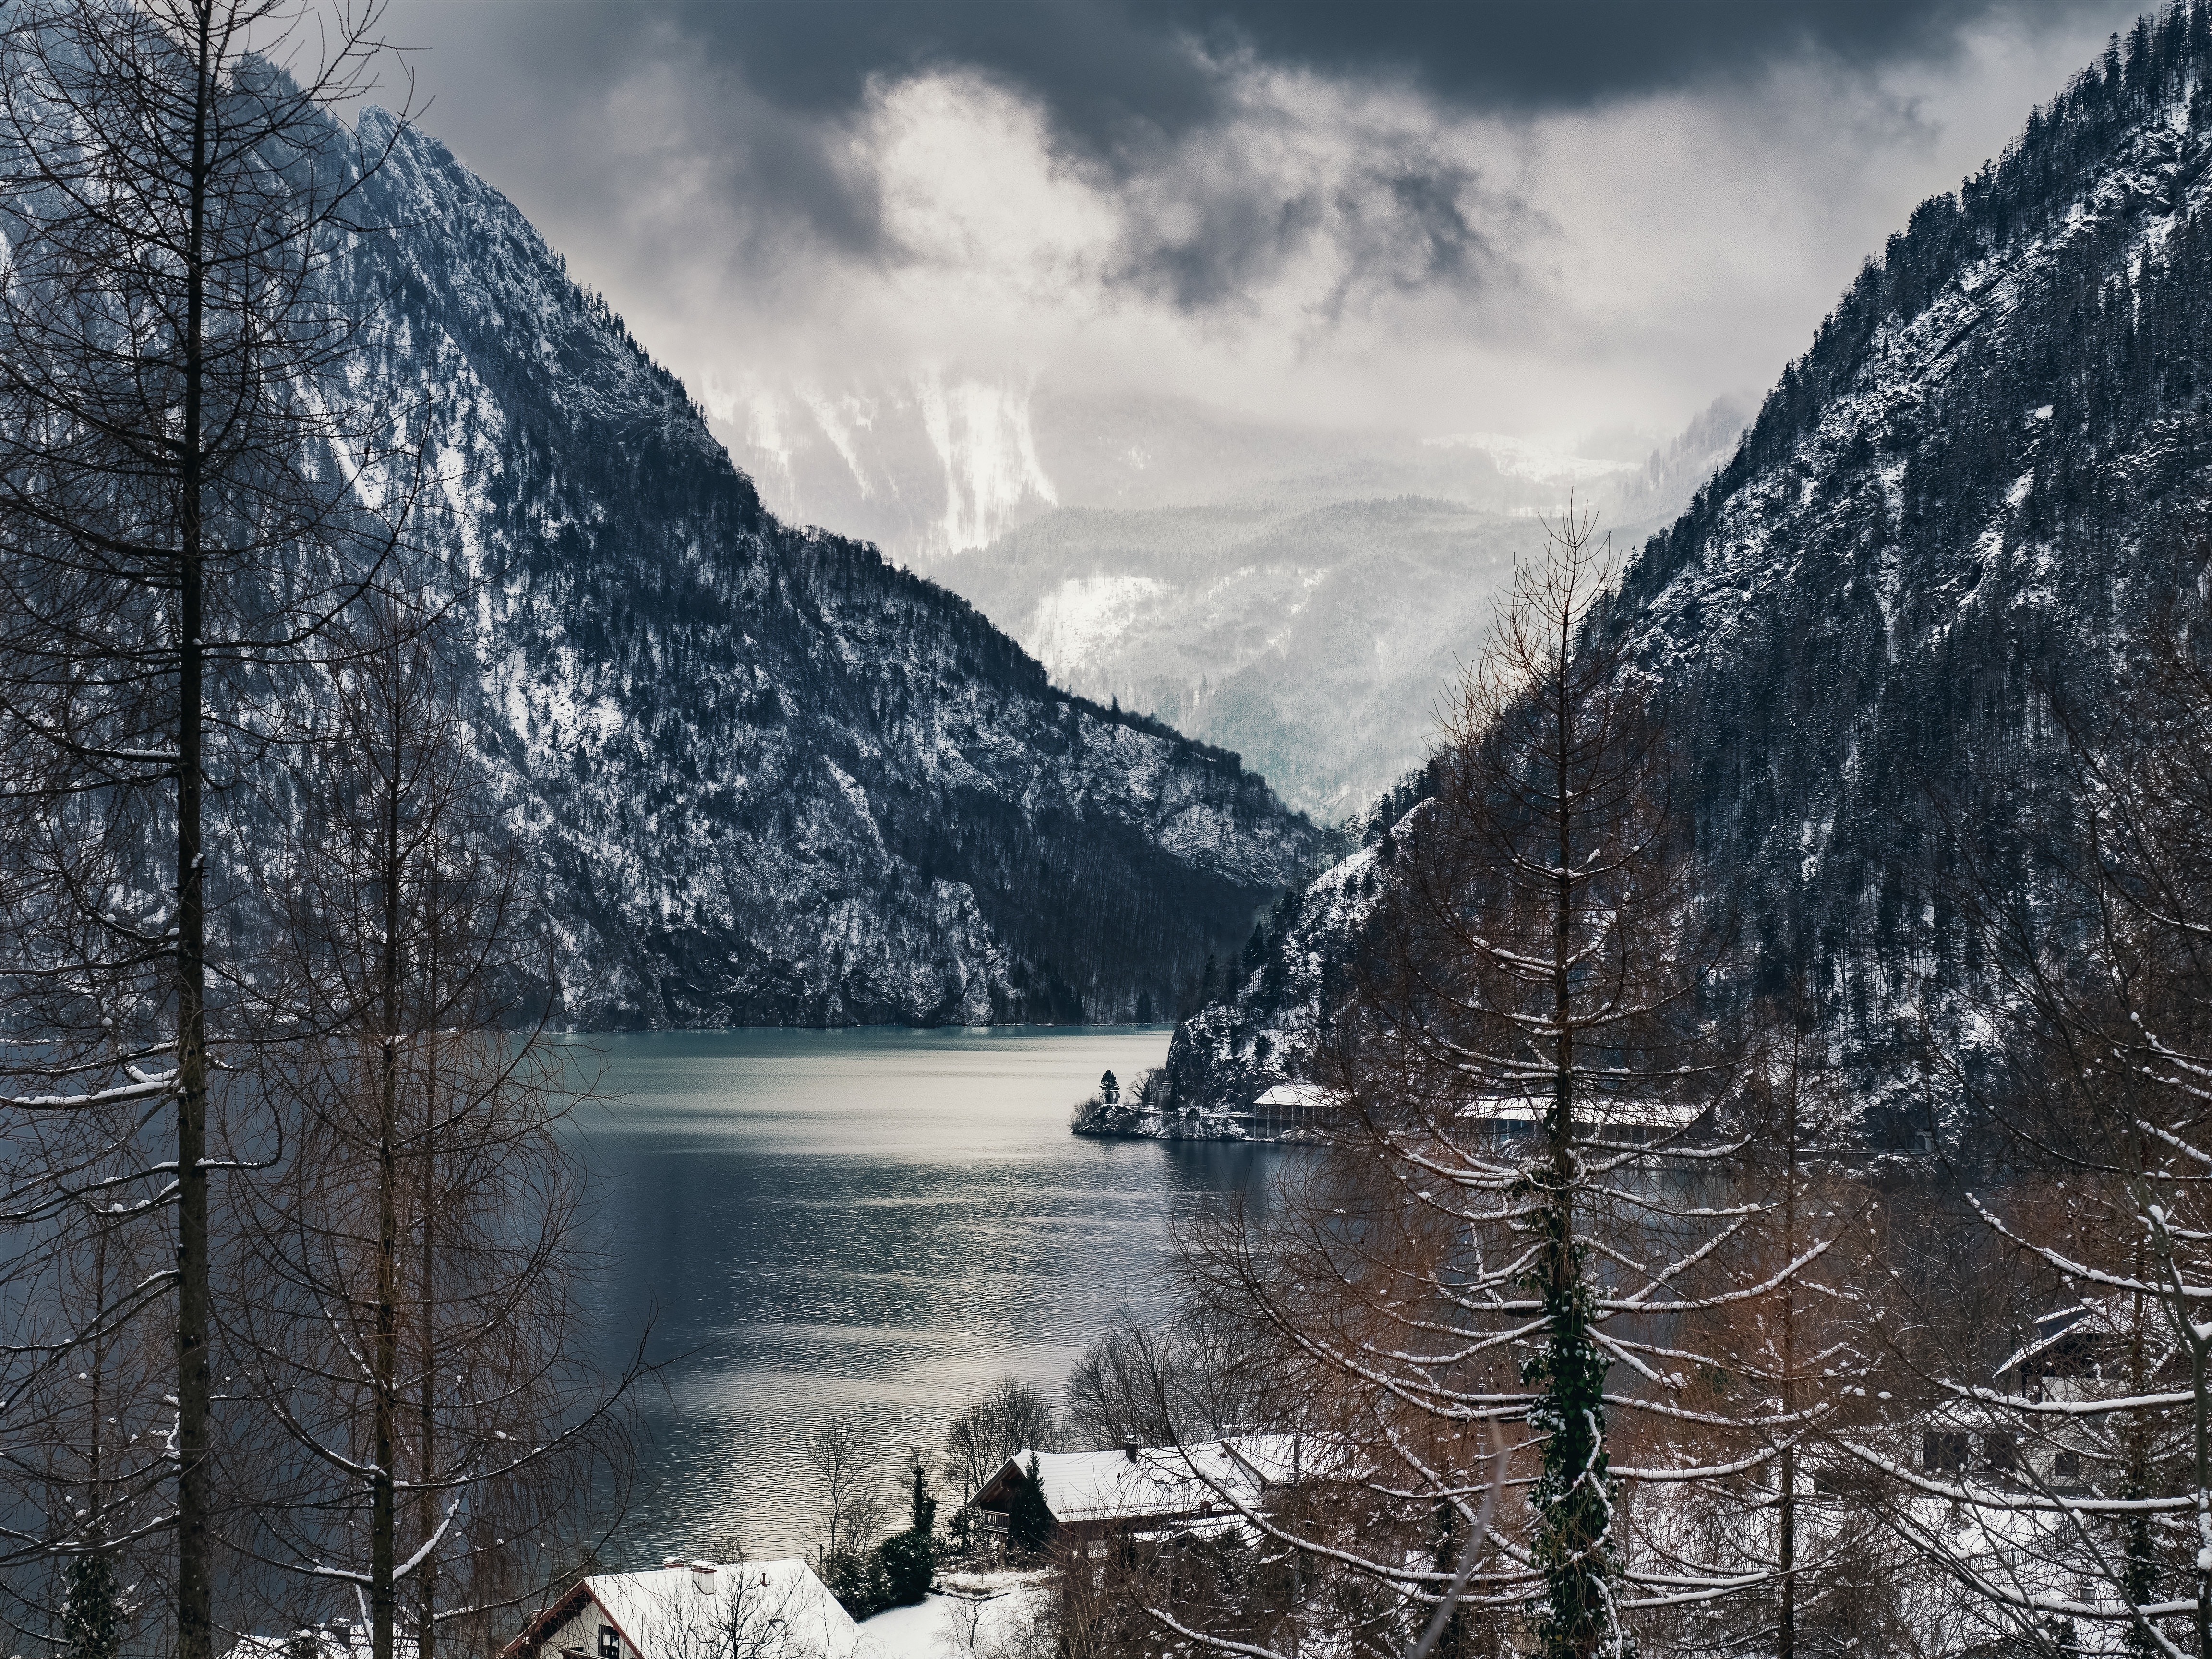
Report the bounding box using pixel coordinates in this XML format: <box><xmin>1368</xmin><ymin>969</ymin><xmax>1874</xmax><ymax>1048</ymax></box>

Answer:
<box><xmin>221</xmin><ymin>605</ymin><xmax>635</xmax><ymax>1659</ymax></box>
<box><xmin>0</xmin><ymin>7</ymin><xmax>421</xmax><ymax>1659</ymax></box>
<box><xmin>806</xmin><ymin>1418</ymin><xmax>888</xmax><ymax>1575</ymax></box>
<box><xmin>1174</xmin><ymin>508</ymin><xmax>1835</xmax><ymax>1659</ymax></box>
<box><xmin>942</xmin><ymin>1380</ymin><xmax>1060</xmax><ymax>1505</ymax></box>
<box><xmin>1871</xmin><ymin>587</ymin><xmax>2212</xmax><ymax>1656</ymax></box>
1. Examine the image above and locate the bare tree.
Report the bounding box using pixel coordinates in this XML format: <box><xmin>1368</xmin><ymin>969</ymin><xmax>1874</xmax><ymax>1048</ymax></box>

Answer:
<box><xmin>1175</xmin><ymin>508</ymin><xmax>1835</xmax><ymax>1659</ymax></box>
<box><xmin>218</xmin><ymin>603</ymin><xmax>635</xmax><ymax>1659</ymax></box>
<box><xmin>1062</xmin><ymin>1307</ymin><xmax>1257</xmax><ymax>1454</ymax></box>
<box><xmin>805</xmin><ymin>1419</ymin><xmax>888</xmax><ymax>1575</ymax></box>
<box><xmin>1859</xmin><ymin>588</ymin><xmax>2212</xmax><ymax>1657</ymax></box>
<box><xmin>0</xmin><ymin>7</ymin><xmax>421</xmax><ymax>1659</ymax></box>
<box><xmin>942</xmin><ymin>1380</ymin><xmax>1060</xmax><ymax>1504</ymax></box>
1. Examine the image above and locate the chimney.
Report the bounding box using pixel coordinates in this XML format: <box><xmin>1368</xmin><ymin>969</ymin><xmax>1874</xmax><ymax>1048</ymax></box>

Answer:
<box><xmin>689</xmin><ymin>1561</ymin><xmax>718</xmax><ymax>1594</ymax></box>
<box><xmin>1121</xmin><ymin>1440</ymin><xmax>1138</xmax><ymax>1462</ymax></box>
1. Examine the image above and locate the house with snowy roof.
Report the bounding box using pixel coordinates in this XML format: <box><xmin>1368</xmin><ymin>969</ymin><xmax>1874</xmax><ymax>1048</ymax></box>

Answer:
<box><xmin>1245</xmin><ymin>1082</ymin><xmax>1339</xmax><ymax>1140</ymax></box>
<box><xmin>959</xmin><ymin>1436</ymin><xmax>1305</xmax><ymax>1556</ymax></box>
<box><xmin>1457</xmin><ymin>1092</ymin><xmax>1714</xmax><ymax>1144</ymax></box>
<box><xmin>499</xmin><ymin>1559</ymin><xmax>856</xmax><ymax>1659</ymax></box>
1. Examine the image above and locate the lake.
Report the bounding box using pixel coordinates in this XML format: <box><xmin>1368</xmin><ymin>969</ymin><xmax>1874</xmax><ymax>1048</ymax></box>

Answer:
<box><xmin>569</xmin><ymin>1027</ymin><xmax>1286</xmax><ymax>1562</ymax></box>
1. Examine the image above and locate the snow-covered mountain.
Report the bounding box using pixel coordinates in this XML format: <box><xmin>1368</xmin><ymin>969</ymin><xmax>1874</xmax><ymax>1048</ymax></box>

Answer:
<box><xmin>717</xmin><ymin>381</ymin><xmax>1728</xmax><ymax>568</ymax></box>
<box><xmin>928</xmin><ymin>397</ymin><xmax>1748</xmax><ymax>816</ymax></box>
<box><xmin>1168</xmin><ymin>8</ymin><xmax>2212</xmax><ymax>1125</ymax></box>
<box><xmin>334</xmin><ymin>117</ymin><xmax>1321</xmax><ymax>1027</ymax></box>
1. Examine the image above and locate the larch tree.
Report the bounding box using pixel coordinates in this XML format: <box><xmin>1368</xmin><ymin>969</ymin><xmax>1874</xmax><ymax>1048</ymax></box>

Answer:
<box><xmin>1873</xmin><ymin>583</ymin><xmax>2212</xmax><ymax>1657</ymax></box>
<box><xmin>0</xmin><ymin>7</ymin><xmax>418</xmax><ymax>1659</ymax></box>
<box><xmin>1174</xmin><ymin>509</ymin><xmax>1836</xmax><ymax>1659</ymax></box>
<box><xmin>225</xmin><ymin>604</ymin><xmax>635</xmax><ymax>1659</ymax></box>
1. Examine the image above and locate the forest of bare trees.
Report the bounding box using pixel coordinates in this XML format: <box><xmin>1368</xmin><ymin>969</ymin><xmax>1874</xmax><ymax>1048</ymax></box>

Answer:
<box><xmin>0</xmin><ymin>12</ymin><xmax>634</xmax><ymax>1659</ymax></box>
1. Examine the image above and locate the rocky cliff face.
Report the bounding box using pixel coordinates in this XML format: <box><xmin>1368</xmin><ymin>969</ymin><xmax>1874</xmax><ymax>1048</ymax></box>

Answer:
<box><xmin>1168</xmin><ymin>7</ymin><xmax>2212</xmax><ymax>1128</ymax></box>
<box><xmin>337</xmin><ymin>117</ymin><xmax>1320</xmax><ymax>1027</ymax></box>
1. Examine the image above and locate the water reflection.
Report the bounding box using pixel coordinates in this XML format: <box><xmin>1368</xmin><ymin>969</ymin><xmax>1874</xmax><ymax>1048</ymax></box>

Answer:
<box><xmin>569</xmin><ymin>1027</ymin><xmax>1284</xmax><ymax>1560</ymax></box>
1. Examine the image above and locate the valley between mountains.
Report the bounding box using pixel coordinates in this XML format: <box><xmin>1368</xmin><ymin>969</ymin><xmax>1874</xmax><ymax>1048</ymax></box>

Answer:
<box><xmin>291</xmin><ymin>7</ymin><xmax>2212</xmax><ymax>1137</ymax></box>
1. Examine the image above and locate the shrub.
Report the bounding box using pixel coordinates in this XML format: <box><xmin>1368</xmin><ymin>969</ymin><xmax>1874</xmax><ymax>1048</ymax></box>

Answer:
<box><xmin>874</xmin><ymin>1528</ymin><xmax>934</xmax><ymax>1606</ymax></box>
<box><xmin>818</xmin><ymin>1548</ymin><xmax>890</xmax><ymax>1620</ymax></box>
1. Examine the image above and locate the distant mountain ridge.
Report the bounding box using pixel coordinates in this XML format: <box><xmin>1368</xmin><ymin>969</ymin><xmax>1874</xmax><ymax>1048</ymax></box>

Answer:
<box><xmin>932</xmin><ymin>397</ymin><xmax>1749</xmax><ymax>816</ymax></box>
<box><xmin>336</xmin><ymin>115</ymin><xmax>1321</xmax><ymax>1027</ymax></box>
<box><xmin>1166</xmin><ymin>3</ymin><xmax>2212</xmax><ymax>1127</ymax></box>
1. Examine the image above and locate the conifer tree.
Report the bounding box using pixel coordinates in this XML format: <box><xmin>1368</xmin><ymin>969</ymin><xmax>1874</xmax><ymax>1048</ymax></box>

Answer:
<box><xmin>1177</xmin><ymin>508</ymin><xmax>1834</xmax><ymax>1659</ymax></box>
<box><xmin>0</xmin><ymin>9</ymin><xmax>419</xmax><ymax>1659</ymax></box>
<box><xmin>1008</xmin><ymin>1454</ymin><xmax>1054</xmax><ymax>1553</ymax></box>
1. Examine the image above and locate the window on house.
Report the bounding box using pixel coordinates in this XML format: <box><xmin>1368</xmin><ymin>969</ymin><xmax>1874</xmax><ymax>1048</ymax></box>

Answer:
<box><xmin>1984</xmin><ymin>1432</ymin><xmax>2016</xmax><ymax>1472</ymax></box>
<box><xmin>1922</xmin><ymin>1431</ymin><xmax>1969</xmax><ymax>1472</ymax></box>
<box><xmin>2055</xmin><ymin>1451</ymin><xmax>2082</xmax><ymax>1482</ymax></box>
<box><xmin>598</xmin><ymin>1626</ymin><xmax>619</xmax><ymax>1659</ymax></box>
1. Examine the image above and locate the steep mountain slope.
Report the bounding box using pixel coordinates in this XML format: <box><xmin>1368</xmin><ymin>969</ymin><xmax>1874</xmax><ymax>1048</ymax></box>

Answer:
<box><xmin>334</xmin><ymin>116</ymin><xmax>1319</xmax><ymax>1027</ymax></box>
<box><xmin>1166</xmin><ymin>4</ymin><xmax>2212</xmax><ymax>1129</ymax></box>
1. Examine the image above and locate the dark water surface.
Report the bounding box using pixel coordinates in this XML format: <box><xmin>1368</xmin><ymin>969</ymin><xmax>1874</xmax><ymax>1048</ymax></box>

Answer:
<box><xmin>569</xmin><ymin>1027</ymin><xmax>1284</xmax><ymax>1561</ymax></box>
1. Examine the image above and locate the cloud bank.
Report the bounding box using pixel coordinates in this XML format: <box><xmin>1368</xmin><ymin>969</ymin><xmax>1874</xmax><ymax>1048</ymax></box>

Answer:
<box><xmin>376</xmin><ymin>0</ymin><xmax>2152</xmax><ymax>548</ymax></box>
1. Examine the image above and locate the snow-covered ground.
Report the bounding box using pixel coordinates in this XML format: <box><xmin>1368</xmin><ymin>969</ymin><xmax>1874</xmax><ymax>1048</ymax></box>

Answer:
<box><xmin>856</xmin><ymin>1575</ymin><xmax>1050</xmax><ymax>1659</ymax></box>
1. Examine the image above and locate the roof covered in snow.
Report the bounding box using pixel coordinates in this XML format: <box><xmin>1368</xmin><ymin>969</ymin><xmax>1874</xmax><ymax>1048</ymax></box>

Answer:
<box><xmin>226</xmin><ymin>1631</ymin><xmax>416</xmax><ymax>1659</ymax></box>
<box><xmin>1250</xmin><ymin>1083</ymin><xmax>1338</xmax><ymax>1110</ymax></box>
<box><xmin>1456</xmin><ymin>1094</ymin><xmax>1710</xmax><ymax>1134</ymax></box>
<box><xmin>504</xmin><ymin>1559</ymin><xmax>856</xmax><ymax>1659</ymax></box>
<box><xmin>965</xmin><ymin>1436</ymin><xmax>1306</xmax><ymax>1527</ymax></box>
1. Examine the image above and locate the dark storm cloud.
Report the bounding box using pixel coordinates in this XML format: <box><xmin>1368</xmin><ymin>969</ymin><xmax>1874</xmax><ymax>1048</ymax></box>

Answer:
<box><xmin>1114</xmin><ymin>148</ymin><xmax>1512</xmax><ymax>315</ymax></box>
<box><xmin>404</xmin><ymin>0</ymin><xmax>2130</xmax><ymax>313</ymax></box>
<box><xmin>505</xmin><ymin>0</ymin><xmax>2127</xmax><ymax>156</ymax></box>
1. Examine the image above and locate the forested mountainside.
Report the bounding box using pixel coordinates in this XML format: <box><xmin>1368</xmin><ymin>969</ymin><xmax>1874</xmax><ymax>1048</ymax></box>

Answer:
<box><xmin>1164</xmin><ymin>6</ymin><xmax>2212</xmax><ymax>1130</ymax></box>
<box><xmin>332</xmin><ymin>116</ymin><xmax>1319</xmax><ymax>1027</ymax></box>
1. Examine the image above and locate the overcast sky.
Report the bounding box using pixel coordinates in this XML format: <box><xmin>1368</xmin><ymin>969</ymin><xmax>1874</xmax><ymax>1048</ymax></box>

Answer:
<box><xmin>374</xmin><ymin>0</ymin><xmax>2152</xmax><ymax>458</ymax></box>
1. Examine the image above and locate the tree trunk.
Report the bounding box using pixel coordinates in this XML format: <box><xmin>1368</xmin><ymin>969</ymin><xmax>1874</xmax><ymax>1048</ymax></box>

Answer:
<box><xmin>175</xmin><ymin>17</ymin><xmax>215</xmax><ymax>1659</ymax></box>
<box><xmin>374</xmin><ymin>715</ymin><xmax>404</xmax><ymax>1659</ymax></box>
<box><xmin>417</xmin><ymin>1031</ymin><xmax>439</xmax><ymax>1659</ymax></box>
<box><xmin>1778</xmin><ymin>1035</ymin><xmax>1799</xmax><ymax>1659</ymax></box>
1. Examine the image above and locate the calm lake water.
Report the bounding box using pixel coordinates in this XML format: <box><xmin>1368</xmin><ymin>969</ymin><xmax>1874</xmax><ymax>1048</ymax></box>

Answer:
<box><xmin>568</xmin><ymin>1027</ymin><xmax>1285</xmax><ymax>1562</ymax></box>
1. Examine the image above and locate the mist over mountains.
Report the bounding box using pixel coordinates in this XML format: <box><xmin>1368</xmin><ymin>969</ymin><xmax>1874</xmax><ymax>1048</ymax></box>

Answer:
<box><xmin>720</xmin><ymin>381</ymin><xmax>1748</xmax><ymax>814</ymax></box>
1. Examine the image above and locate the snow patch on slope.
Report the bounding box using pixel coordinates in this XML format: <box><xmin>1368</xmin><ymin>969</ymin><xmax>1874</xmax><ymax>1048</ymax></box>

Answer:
<box><xmin>1026</xmin><ymin>574</ymin><xmax>1168</xmax><ymax>680</ymax></box>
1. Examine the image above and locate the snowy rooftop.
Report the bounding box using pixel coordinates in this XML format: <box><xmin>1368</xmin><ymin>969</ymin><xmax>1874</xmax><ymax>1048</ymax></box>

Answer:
<box><xmin>227</xmin><ymin>1632</ymin><xmax>416</xmax><ymax>1659</ymax></box>
<box><xmin>966</xmin><ymin>1435</ymin><xmax>1306</xmax><ymax>1527</ymax></box>
<box><xmin>505</xmin><ymin>1559</ymin><xmax>856</xmax><ymax>1659</ymax></box>
<box><xmin>1996</xmin><ymin>1295</ymin><xmax>2181</xmax><ymax>1384</ymax></box>
<box><xmin>1456</xmin><ymin>1094</ymin><xmax>1708</xmax><ymax>1133</ymax></box>
<box><xmin>1250</xmin><ymin>1082</ymin><xmax>1338</xmax><ymax>1110</ymax></box>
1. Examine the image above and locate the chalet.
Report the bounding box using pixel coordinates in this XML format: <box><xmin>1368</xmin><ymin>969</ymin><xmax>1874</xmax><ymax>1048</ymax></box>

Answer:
<box><xmin>500</xmin><ymin>1559</ymin><xmax>856</xmax><ymax>1659</ymax></box>
<box><xmin>1996</xmin><ymin>1297</ymin><xmax>2179</xmax><ymax>1400</ymax></box>
<box><xmin>960</xmin><ymin>1437</ymin><xmax>1301</xmax><ymax>1556</ymax></box>
<box><xmin>1864</xmin><ymin>1297</ymin><xmax>2196</xmax><ymax>1496</ymax></box>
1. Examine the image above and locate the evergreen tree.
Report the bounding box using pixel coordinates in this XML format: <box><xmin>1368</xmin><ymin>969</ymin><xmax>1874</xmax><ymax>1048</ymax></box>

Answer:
<box><xmin>60</xmin><ymin>1551</ymin><xmax>122</xmax><ymax>1659</ymax></box>
<box><xmin>908</xmin><ymin>1459</ymin><xmax>938</xmax><ymax>1536</ymax></box>
<box><xmin>1007</xmin><ymin>1454</ymin><xmax>1054</xmax><ymax>1552</ymax></box>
